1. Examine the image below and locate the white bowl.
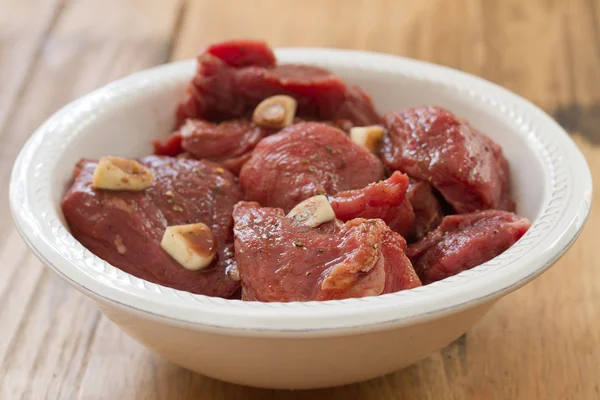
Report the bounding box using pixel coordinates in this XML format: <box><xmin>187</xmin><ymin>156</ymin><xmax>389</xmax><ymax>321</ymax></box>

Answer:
<box><xmin>10</xmin><ymin>48</ymin><xmax>592</xmax><ymax>389</ymax></box>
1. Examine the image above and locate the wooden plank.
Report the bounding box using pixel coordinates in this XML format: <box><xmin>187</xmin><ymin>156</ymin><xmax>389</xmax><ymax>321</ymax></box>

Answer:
<box><xmin>0</xmin><ymin>0</ymin><xmax>185</xmax><ymax>399</ymax></box>
<box><xmin>0</xmin><ymin>0</ymin><xmax>61</xmax><ymax>133</ymax></box>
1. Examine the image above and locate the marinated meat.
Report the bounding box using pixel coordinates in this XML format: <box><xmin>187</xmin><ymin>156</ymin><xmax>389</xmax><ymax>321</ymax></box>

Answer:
<box><xmin>153</xmin><ymin>132</ymin><xmax>183</xmax><ymax>157</ymax></box>
<box><xmin>61</xmin><ymin>156</ymin><xmax>242</xmax><ymax>297</ymax></box>
<box><xmin>330</xmin><ymin>171</ymin><xmax>415</xmax><ymax>237</ymax></box>
<box><xmin>407</xmin><ymin>210</ymin><xmax>530</xmax><ymax>284</ymax></box>
<box><xmin>381</xmin><ymin>106</ymin><xmax>514</xmax><ymax>213</ymax></box>
<box><xmin>239</xmin><ymin>122</ymin><xmax>385</xmax><ymax>211</ymax></box>
<box><xmin>232</xmin><ymin>202</ymin><xmax>421</xmax><ymax>302</ymax></box>
<box><xmin>204</xmin><ymin>39</ymin><xmax>277</xmax><ymax>68</ymax></box>
<box><xmin>406</xmin><ymin>179</ymin><xmax>444</xmax><ymax>241</ymax></box>
<box><xmin>176</xmin><ymin>40</ymin><xmax>381</xmax><ymax>127</ymax></box>
<box><xmin>153</xmin><ymin>118</ymin><xmax>356</xmax><ymax>169</ymax></box>
<box><xmin>62</xmin><ymin>38</ymin><xmax>529</xmax><ymax>300</ymax></box>
<box><xmin>179</xmin><ymin>119</ymin><xmax>274</xmax><ymax>175</ymax></box>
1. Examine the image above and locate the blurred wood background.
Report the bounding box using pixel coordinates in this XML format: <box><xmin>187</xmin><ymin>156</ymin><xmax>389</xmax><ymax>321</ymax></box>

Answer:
<box><xmin>1</xmin><ymin>0</ymin><xmax>599</xmax><ymax>398</ymax></box>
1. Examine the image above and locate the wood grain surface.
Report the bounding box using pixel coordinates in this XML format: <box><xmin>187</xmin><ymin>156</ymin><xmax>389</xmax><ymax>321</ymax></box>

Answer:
<box><xmin>1</xmin><ymin>0</ymin><xmax>598</xmax><ymax>398</ymax></box>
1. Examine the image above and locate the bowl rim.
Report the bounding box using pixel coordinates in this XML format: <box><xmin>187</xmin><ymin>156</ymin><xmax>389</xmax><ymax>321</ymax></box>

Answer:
<box><xmin>10</xmin><ymin>47</ymin><xmax>593</xmax><ymax>336</ymax></box>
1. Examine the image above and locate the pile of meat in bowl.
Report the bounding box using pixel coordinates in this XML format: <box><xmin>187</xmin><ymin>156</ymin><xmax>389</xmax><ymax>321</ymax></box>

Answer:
<box><xmin>61</xmin><ymin>40</ymin><xmax>531</xmax><ymax>302</ymax></box>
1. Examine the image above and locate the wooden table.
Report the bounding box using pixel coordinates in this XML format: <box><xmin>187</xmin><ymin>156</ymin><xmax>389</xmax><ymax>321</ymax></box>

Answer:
<box><xmin>1</xmin><ymin>0</ymin><xmax>598</xmax><ymax>398</ymax></box>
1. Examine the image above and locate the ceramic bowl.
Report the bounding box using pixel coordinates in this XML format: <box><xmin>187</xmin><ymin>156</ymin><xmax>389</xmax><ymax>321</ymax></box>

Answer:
<box><xmin>10</xmin><ymin>48</ymin><xmax>592</xmax><ymax>389</ymax></box>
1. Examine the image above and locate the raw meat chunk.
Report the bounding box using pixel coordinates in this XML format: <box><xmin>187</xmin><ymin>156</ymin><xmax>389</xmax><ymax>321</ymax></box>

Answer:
<box><xmin>381</xmin><ymin>106</ymin><xmax>514</xmax><ymax>213</ymax></box>
<box><xmin>179</xmin><ymin>119</ymin><xmax>274</xmax><ymax>175</ymax></box>
<box><xmin>62</xmin><ymin>156</ymin><xmax>242</xmax><ymax>297</ymax></box>
<box><xmin>153</xmin><ymin>132</ymin><xmax>183</xmax><ymax>157</ymax></box>
<box><xmin>330</xmin><ymin>171</ymin><xmax>415</xmax><ymax>237</ymax></box>
<box><xmin>204</xmin><ymin>39</ymin><xmax>277</xmax><ymax>68</ymax></box>
<box><xmin>176</xmin><ymin>40</ymin><xmax>381</xmax><ymax>127</ymax></box>
<box><xmin>240</xmin><ymin>122</ymin><xmax>385</xmax><ymax>212</ymax></box>
<box><xmin>407</xmin><ymin>210</ymin><xmax>530</xmax><ymax>284</ymax></box>
<box><xmin>232</xmin><ymin>202</ymin><xmax>421</xmax><ymax>302</ymax></box>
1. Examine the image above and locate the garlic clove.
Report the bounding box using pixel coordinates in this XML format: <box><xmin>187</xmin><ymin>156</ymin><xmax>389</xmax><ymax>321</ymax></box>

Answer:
<box><xmin>92</xmin><ymin>156</ymin><xmax>154</xmax><ymax>191</ymax></box>
<box><xmin>252</xmin><ymin>95</ymin><xmax>297</xmax><ymax>129</ymax></box>
<box><xmin>160</xmin><ymin>223</ymin><xmax>217</xmax><ymax>271</ymax></box>
<box><xmin>350</xmin><ymin>126</ymin><xmax>385</xmax><ymax>154</ymax></box>
<box><xmin>287</xmin><ymin>195</ymin><xmax>336</xmax><ymax>228</ymax></box>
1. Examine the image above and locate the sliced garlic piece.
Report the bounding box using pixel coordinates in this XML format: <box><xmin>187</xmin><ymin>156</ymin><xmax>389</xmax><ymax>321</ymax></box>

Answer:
<box><xmin>287</xmin><ymin>195</ymin><xmax>336</xmax><ymax>228</ymax></box>
<box><xmin>350</xmin><ymin>126</ymin><xmax>385</xmax><ymax>154</ymax></box>
<box><xmin>161</xmin><ymin>223</ymin><xmax>217</xmax><ymax>271</ymax></box>
<box><xmin>252</xmin><ymin>95</ymin><xmax>297</xmax><ymax>129</ymax></box>
<box><xmin>92</xmin><ymin>156</ymin><xmax>154</xmax><ymax>191</ymax></box>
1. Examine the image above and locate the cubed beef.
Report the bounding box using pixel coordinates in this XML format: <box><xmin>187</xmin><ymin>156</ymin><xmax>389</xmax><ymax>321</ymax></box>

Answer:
<box><xmin>176</xmin><ymin>40</ymin><xmax>381</xmax><ymax>127</ymax></box>
<box><xmin>240</xmin><ymin>122</ymin><xmax>385</xmax><ymax>212</ymax></box>
<box><xmin>61</xmin><ymin>156</ymin><xmax>242</xmax><ymax>297</ymax></box>
<box><xmin>232</xmin><ymin>202</ymin><xmax>421</xmax><ymax>302</ymax></box>
<box><xmin>407</xmin><ymin>210</ymin><xmax>530</xmax><ymax>284</ymax></box>
<box><xmin>154</xmin><ymin>117</ymin><xmax>358</xmax><ymax>172</ymax></box>
<box><xmin>330</xmin><ymin>171</ymin><xmax>415</xmax><ymax>238</ymax></box>
<box><xmin>179</xmin><ymin>119</ymin><xmax>274</xmax><ymax>175</ymax></box>
<box><xmin>381</xmin><ymin>106</ymin><xmax>514</xmax><ymax>213</ymax></box>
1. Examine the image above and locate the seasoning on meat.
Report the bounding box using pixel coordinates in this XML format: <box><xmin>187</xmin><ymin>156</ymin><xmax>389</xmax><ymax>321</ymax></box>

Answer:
<box><xmin>160</xmin><ymin>223</ymin><xmax>217</xmax><ymax>271</ymax></box>
<box><xmin>240</xmin><ymin>122</ymin><xmax>385</xmax><ymax>212</ymax></box>
<box><xmin>252</xmin><ymin>95</ymin><xmax>297</xmax><ymax>129</ymax></box>
<box><xmin>62</xmin><ymin>156</ymin><xmax>242</xmax><ymax>297</ymax></box>
<box><xmin>287</xmin><ymin>195</ymin><xmax>336</xmax><ymax>228</ymax></box>
<box><xmin>407</xmin><ymin>210</ymin><xmax>530</xmax><ymax>284</ymax></box>
<box><xmin>232</xmin><ymin>201</ymin><xmax>421</xmax><ymax>302</ymax></box>
<box><xmin>92</xmin><ymin>156</ymin><xmax>154</xmax><ymax>191</ymax></box>
<box><xmin>381</xmin><ymin>106</ymin><xmax>514</xmax><ymax>213</ymax></box>
<box><xmin>349</xmin><ymin>126</ymin><xmax>384</xmax><ymax>154</ymax></box>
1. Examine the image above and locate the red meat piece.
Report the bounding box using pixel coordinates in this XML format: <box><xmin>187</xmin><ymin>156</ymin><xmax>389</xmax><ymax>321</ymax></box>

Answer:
<box><xmin>232</xmin><ymin>202</ymin><xmax>421</xmax><ymax>302</ymax></box>
<box><xmin>176</xmin><ymin>40</ymin><xmax>380</xmax><ymax>127</ymax></box>
<box><xmin>153</xmin><ymin>132</ymin><xmax>183</xmax><ymax>157</ymax></box>
<box><xmin>179</xmin><ymin>119</ymin><xmax>274</xmax><ymax>175</ymax></box>
<box><xmin>239</xmin><ymin>122</ymin><xmax>385</xmax><ymax>212</ymax></box>
<box><xmin>381</xmin><ymin>106</ymin><xmax>514</xmax><ymax>213</ymax></box>
<box><xmin>407</xmin><ymin>210</ymin><xmax>530</xmax><ymax>284</ymax></box>
<box><xmin>330</xmin><ymin>171</ymin><xmax>415</xmax><ymax>238</ymax></box>
<box><xmin>152</xmin><ymin>117</ymin><xmax>355</xmax><ymax>173</ymax></box>
<box><xmin>406</xmin><ymin>179</ymin><xmax>444</xmax><ymax>241</ymax></box>
<box><xmin>205</xmin><ymin>39</ymin><xmax>277</xmax><ymax>68</ymax></box>
<box><xmin>61</xmin><ymin>156</ymin><xmax>242</xmax><ymax>297</ymax></box>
